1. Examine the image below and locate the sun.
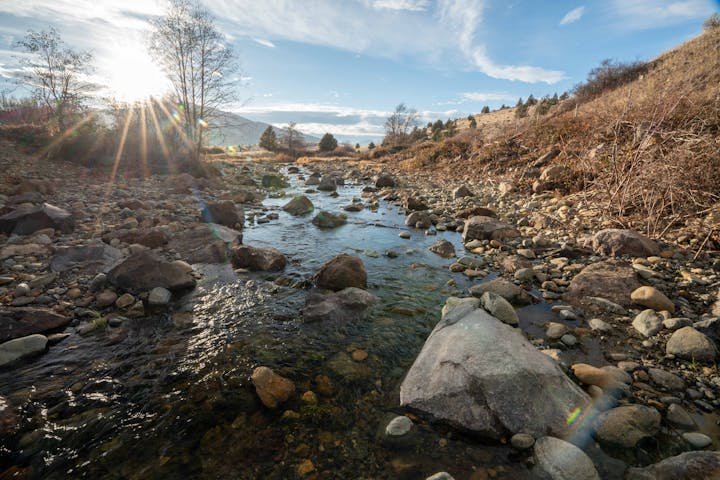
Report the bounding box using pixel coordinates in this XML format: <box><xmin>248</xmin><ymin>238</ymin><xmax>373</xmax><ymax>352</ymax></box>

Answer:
<box><xmin>104</xmin><ymin>45</ymin><xmax>169</xmax><ymax>102</ymax></box>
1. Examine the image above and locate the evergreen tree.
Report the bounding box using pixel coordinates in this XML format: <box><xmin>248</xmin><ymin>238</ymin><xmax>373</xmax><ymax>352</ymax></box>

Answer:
<box><xmin>355</xmin><ymin>143</ymin><xmax>360</xmax><ymax>149</ymax></box>
<box><xmin>516</xmin><ymin>97</ymin><xmax>524</xmax><ymax>107</ymax></box>
<box><xmin>468</xmin><ymin>115</ymin><xmax>477</xmax><ymax>129</ymax></box>
<box><xmin>318</xmin><ymin>132</ymin><xmax>338</xmax><ymax>152</ymax></box>
<box><xmin>259</xmin><ymin>126</ymin><xmax>277</xmax><ymax>151</ymax></box>
<box><xmin>526</xmin><ymin>94</ymin><xmax>537</xmax><ymax>106</ymax></box>
<box><xmin>481</xmin><ymin>106</ymin><xmax>490</xmax><ymax>114</ymax></box>
<box><xmin>368</xmin><ymin>141</ymin><xmax>375</xmax><ymax>150</ymax></box>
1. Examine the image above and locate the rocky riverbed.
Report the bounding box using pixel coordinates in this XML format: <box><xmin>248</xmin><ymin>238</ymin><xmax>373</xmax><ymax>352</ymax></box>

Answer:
<box><xmin>1</xmin><ymin>141</ymin><xmax>719</xmax><ymax>479</ymax></box>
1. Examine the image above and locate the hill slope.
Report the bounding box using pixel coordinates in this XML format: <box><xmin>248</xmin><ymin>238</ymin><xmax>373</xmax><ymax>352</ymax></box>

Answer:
<box><xmin>207</xmin><ymin>111</ymin><xmax>319</xmax><ymax>146</ymax></box>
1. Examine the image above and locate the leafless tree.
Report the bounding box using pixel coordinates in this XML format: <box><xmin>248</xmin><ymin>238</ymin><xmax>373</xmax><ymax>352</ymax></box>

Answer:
<box><xmin>13</xmin><ymin>27</ymin><xmax>94</xmax><ymax>132</ymax></box>
<box><xmin>281</xmin><ymin>121</ymin><xmax>304</xmax><ymax>154</ymax></box>
<box><xmin>383</xmin><ymin>102</ymin><xmax>419</xmax><ymax>145</ymax></box>
<box><xmin>150</xmin><ymin>0</ymin><xmax>238</xmax><ymax>158</ymax></box>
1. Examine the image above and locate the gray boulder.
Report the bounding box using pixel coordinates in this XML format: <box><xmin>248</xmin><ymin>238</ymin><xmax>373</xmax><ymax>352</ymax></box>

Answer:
<box><xmin>462</xmin><ymin>216</ymin><xmax>520</xmax><ymax>243</ymax></box>
<box><xmin>0</xmin><ymin>203</ymin><xmax>74</xmax><ymax>235</ymax></box>
<box><xmin>564</xmin><ymin>260</ymin><xmax>641</xmax><ymax>311</ymax></box>
<box><xmin>231</xmin><ymin>245</ymin><xmax>287</xmax><ymax>272</ymax></box>
<box><xmin>666</xmin><ymin>327</ymin><xmax>717</xmax><ymax>363</ymax></box>
<box><xmin>632</xmin><ymin>309</ymin><xmax>664</xmax><ymax>337</ymax></box>
<box><xmin>533</xmin><ymin>436</ymin><xmax>600</xmax><ymax>480</ymax></box>
<box><xmin>51</xmin><ymin>241</ymin><xmax>124</xmax><ymax>273</ymax></box>
<box><xmin>106</xmin><ymin>251</ymin><xmax>196</xmax><ymax>293</ymax></box>
<box><xmin>594</xmin><ymin>405</ymin><xmax>660</xmax><ymax>449</ymax></box>
<box><xmin>400</xmin><ymin>300</ymin><xmax>590</xmax><ymax>439</ymax></box>
<box><xmin>168</xmin><ymin>223</ymin><xmax>242</xmax><ymax>264</ymax></box>
<box><xmin>428</xmin><ymin>239</ymin><xmax>455</xmax><ymax>258</ymax></box>
<box><xmin>302</xmin><ymin>288</ymin><xmax>378</xmax><ymax>322</ymax></box>
<box><xmin>625</xmin><ymin>451</ymin><xmax>720</xmax><ymax>480</ymax></box>
<box><xmin>0</xmin><ymin>307</ymin><xmax>71</xmax><ymax>343</ymax></box>
<box><xmin>587</xmin><ymin>229</ymin><xmax>659</xmax><ymax>257</ymax></box>
<box><xmin>0</xmin><ymin>334</ymin><xmax>48</xmax><ymax>367</ymax></box>
<box><xmin>200</xmin><ymin>200</ymin><xmax>244</xmax><ymax>228</ymax></box>
<box><xmin>282</xmin><ymin>196</ymin><xmax>314</xmax><ymax>216</ymax></box>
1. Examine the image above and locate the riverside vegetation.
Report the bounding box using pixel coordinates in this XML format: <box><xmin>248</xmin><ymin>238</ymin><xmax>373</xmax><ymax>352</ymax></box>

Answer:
<box><xmin>1</xmin><ymin>12</ymin><xmax>720</xmax><ymax>480</ymax></box>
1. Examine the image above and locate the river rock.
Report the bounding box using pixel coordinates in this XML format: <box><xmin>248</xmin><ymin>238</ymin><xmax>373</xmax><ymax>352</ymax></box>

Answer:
<box><xmin>106</xmin><ymin>251</ymin><xmax>196</xmax><ymax>293</ymax></box>
<box><xmin>632</xmin><ymin>309</ymin><xmax>664</xmax><ymax>337</ymax></box>
<box><xmin>375</xmin><ymin>174</ymin><xmax>396</xmax><ymax>188</ymax></box>
<box><xmin>564</xmin><ymin>260</ymin><xmax>641</xmax><ymax>311</ymax></box>
<box><xmin>587</xmin><ymin>229</ymin><xmax>659</xmax><ymax>257</ymax></box>
<box><xmin>462</xmin><ymin>216</ymin><xmax>520</xmax><ymax>243</ymax></box>
<box><xmin>455</xmin><ymin>206</ymin><xmax>497</xmax><ymax>219</ymax></box>
<box><xmin>117</xmin><ymin>229</ymin><xmax>169</xmax><ymax>249</ymax></box>
<box><xmin>0</xmin><ymin>203</ymin><xmax>74</xmax><ymax>235</ymax></box>
<box><xmin>200</xmin><ymin>200</ymin><xmax>243</xmax><ymax>228</ymax></box>
<box><xmin>625</xmin><ymin>451</ymin><xmax>720</xmax><ymax>480</ymax></box>
<box><xmin>480</xmin><ymin>291</ymin><xmax>518</xmax><ymax>326</ymax></box>
<box><xmin>312</xmin><ymin>211</ymin><xmax>346</xmax><ymax>229</ymax></box>
<box><xmin>571</xmin><ymin>363</ymin><xmax>626</xmax><ymax>390</ymax></box>
<box><xmin>51</xmin><ymin>242</ymin><xmax>124</xmax><ymax>273</ymax></box>
<box><xmin>428</xmin><ymin>239</ymin><xmax>455</xmax><ymax>258</ymax></box>
<box><xmin>261</xmin><ymin>174</ymin><xmax>289</xmax><ymax>189</ymax></box>
<box><xmin>404</xmin><ymin>197</ymin><xmax>428</xmax><ymax>212</ymax></box>
<box><xmin>313</xmin><ymin>255</ymin><xmax>367</xmax><ymax>291</ymax></box>
<box><xmin>0</xmin><ymin>307</ymin><xmax>71</xmax><ymax>343</ymax></box>
<box><xmin>452</xmin><ymin>185</ymin><xmax>473</xmax><ymax>199</ymax></box>
<box><xmin>647</xmin><ymin>368</ymin><xmax>684</xmax><ymax>391</ymax></box>
<box><xmin>0</xmin><ymin>334</ymin><xmax>48</xmax><ymax>367</ymax></box>
<box><xmin>282</xmin><ymin>196</ymin><xmax>314</xmax><ymax>215</ymax></box>
<box><xmin>406</xmin><ymin>211</ymin><xmax>432</xmax><ymax>229</ymax></box>
<box><xmin>400</xmin><ymin>301</ymin><xmax>590</xmax><ymax>439</ymax></box>
<box><xmin>533</xmin><ymin>436</ymin><xmax>600</xmax><ymax>480</ymax></box>
<box><xmin>302</xmin><ymin>288</ymin><xmax>378</xmax><ymax>322</ymax></box>
<box><xmin>666</xmin><ymin>404</ymin><xmax>695</xmax><ymax>430</ymax></box>
<box><xmin>469</xmin><ymin>278</ymin><xmax>533</xmax><ymax>305</ymax></box>
<box><xmin>665</xmin><ymin>327</ymin><xmax>717</xmax><ymax>363</ymax></box>
<box><xmin>148</xmin><ymin>287</ymin><xmax>172</xmax><ymax>307</ymax></box>
<box><xmin>594</xmin><ymin>405</ymin><xmax>661</xmax><ymax>448</ymax></box>
<box><xmin>317</xmin><ymin>176</ymin><xmax>337</xmax><ymax>192</ymax></box>
<box><xmin>631</xmin><ymin>286</ymin><xmax>675</xmax><ymax>313</ymax></box>
<box><xmin>96</xmin><ymin>290</ymin><xmax>118</xmax><ymax>308</ymax></box>
<box><xmin>251</xmin><ymin>366</ymin><xmax>295</xmax><ymax>409</ymax></box>
<box><xmin>168</xmin><ymin>223</ymin><xmax>242</xmax><ymax>264</ymax></box>
<box><xmin>230</xmin><ymin>245</ymin><xmax>287</xmax><ymax>272</ymax></box>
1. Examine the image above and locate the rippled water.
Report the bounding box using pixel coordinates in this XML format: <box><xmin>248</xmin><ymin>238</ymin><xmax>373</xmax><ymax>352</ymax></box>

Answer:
<box><xmin>1</xmin><ymin>164</ymin><xmax>542</xmax><ymax>479</ymax></box>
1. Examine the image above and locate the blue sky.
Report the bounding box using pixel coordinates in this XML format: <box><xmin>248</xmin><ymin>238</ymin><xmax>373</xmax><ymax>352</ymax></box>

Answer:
<box><xmin>0</xmin><ymin>0</ymin><xmax>718</xmax><ymax>143</ymax></box>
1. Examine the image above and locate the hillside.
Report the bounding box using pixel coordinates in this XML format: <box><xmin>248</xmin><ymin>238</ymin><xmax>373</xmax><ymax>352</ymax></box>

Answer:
<box><xmin>377</xmin><ymin>23</ymin><xmax>720</xmax><ymax>239</ymax></box>
<box><xmin>207</xmin><ymin>111</ymin><xmax>319</xmax><ymax>146</ymax></box>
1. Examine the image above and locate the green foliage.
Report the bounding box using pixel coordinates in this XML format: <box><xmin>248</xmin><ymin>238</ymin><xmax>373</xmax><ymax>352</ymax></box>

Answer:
<box><xmin>468</xmin><ymin>116</ymin><xmax>477</xmax><ymax>129</ymax></box>
<box><xmin>318</xmin><ymin>132</ymin><xmax>338</xmax><ymax>152</ymax></box>
<box><xmin>516</xmin><ymin>97</ymin><xmax>524</xmax><ymax>107</ymax></box>
<box><xmin>703</xmin><ymin>13</ymin><xmax>720</xmax><ymax>30</ymax></box>
<box><xmin>355</xmin><ymin>142</ymin><xmax>360</xmax><ymax>149</ymax></box>
<box><xmin>259</xmin><ymin>125</ymin><xmax>277</xmax><ymax>151</ymax></box>
<box><xmin>525</xmin><ymin>94</ymin><xmax>537</xmax><ymax>106</ymax></box>
<box><xmin>481</xmin><ymin>106</ymin><xmax>490</xmax><ymax>114</ymax></box>
<box><xmin>368</xmin><ymin>141</ymin><xmax>375</xmax><ymax>149</ymax></box>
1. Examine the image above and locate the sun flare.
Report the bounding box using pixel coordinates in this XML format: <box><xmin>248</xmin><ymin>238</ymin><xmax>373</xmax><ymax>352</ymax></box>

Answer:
<box><xmin>104</xmin><ymin>45</ymin><xmax>169</xmax><ymax>102</ymax></box>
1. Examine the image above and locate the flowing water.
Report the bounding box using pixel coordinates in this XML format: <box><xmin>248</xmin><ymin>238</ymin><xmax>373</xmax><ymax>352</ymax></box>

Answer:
<box><xmin>1</xmin><ymin>165</ymin><xmax>575</xmax><ymax>479</ymax></box>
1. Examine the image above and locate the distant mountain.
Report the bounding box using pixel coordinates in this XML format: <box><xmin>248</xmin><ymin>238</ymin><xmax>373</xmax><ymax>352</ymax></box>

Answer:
<box><xmin>207</xmin><ymin>111</ymin><xmax>319</xmax><ymax>146</ymax></box>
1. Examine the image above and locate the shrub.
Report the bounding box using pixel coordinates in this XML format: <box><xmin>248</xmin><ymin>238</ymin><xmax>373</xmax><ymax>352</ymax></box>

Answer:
<box><xmin>259</xmin><ymin>125</ymin><xmax>278</xmax><ymax>151</ymax></box>
<box><xmin>703</xmin><ymin>13</ymin><xmax>720</xmax><ymax>31</ymax></box>
<box><xmin>202</xmin><ymin>146</ymin><xmax>225</xmax><ymax>154</ymax></box>
<box><xmin>318</xmin><ymin>132</ymin><xmax>338</xmax><ymax>152</ymax></box>
<box><xmin>573</xmin><ymin>58</ymin><xmax>648</xmax><ymax>102</ymax></box>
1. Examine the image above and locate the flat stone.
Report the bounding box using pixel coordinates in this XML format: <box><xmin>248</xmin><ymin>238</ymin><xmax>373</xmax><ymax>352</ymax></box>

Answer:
<box><xmin>682</xmin><ymin>432</ymin><xmax>712</xmax><ymax>449</ymax></box>
<box><xmin>385</xmin><ymin>416</ymin><xmax>414</xmax><ymax>437</ymax></box>
<box><xmin>631</xmin><ymin>286</ymin><xmax>675</xmax><ymax>313</ymax></box>
<box><xmin>595</xmin><ymin>405</ymin><xmax>661</xmax><ymax>448</ymax></box>
<box><xmin>510</xmin><ymin>433</ymin><xmax>535</xmax><ymax>450</ymax></box>
<box><xmin>0</xmin><ymin>307</ymin><xmax>71</xmax><ymax>343</ymax></box>
<box><xmin>148</xmin><ymin>287</ymin><xmax>172</xmax><ymax>307</ymax></box>
<box><xmin>0</xmin><ymin>334</ymin><xmax>47</xmax><ymax>367</ymax></box>
<box><xmin>647</xmin><ymin>368</ymin><xmax>685</xmax><ymax>391</ymax></box>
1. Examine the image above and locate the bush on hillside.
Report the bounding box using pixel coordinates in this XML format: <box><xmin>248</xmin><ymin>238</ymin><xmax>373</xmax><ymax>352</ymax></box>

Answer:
<box><xmin>704</xmin><ymin>13</ymin><xmax>720</xmax><ymax>31</ymax></box>
<box><xmin>573</xmin><ymin>58</ymin><xmax>649</xmax><ymax>102</ymax></box>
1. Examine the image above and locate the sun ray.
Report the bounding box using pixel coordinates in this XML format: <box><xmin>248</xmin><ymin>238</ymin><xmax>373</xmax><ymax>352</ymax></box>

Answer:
<box><xmin>139</xmin><ymin>103</ymin><xmax>150</xmax><ymax>179</ymax></box>
<box><xmin>147</xmin><ymin>98</ymin><xmax>175</xmax><ymax>175</ymax></box>
<box><xmin>38</xmin><ymin>112</ymin><xmax>96</xmax><ymax>158</ymax></box>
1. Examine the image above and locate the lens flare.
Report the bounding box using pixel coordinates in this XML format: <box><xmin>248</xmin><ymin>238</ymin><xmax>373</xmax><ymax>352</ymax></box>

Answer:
<box><xmin>198</xmin><ymin>118</ymin><xmax>208</xmax><ymax>128</ymax></box>
<box><xmin>566</xmin><ymin>406</ymin><xmax>582</xmax><ymax>426</ymax></box>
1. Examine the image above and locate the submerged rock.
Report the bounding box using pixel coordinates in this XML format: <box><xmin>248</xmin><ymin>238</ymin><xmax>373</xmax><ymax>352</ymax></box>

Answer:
<box><xmin>302</xmin><ymin>287</ymin><xmax>377</xmax><ymax>322</ymax></box>
<box><xmin>251</xmin><ymin>366</ymin><xmax>295</xmax><ymax>409</ymax></box>
<box><xmin>0</xmin><ymin>307</ymin><xmax>71</xmax><ymax>343</ymax></box>
<box><xmin>313</xmin><ymin>255</ymin><xmax>367</xmax><ymax>291</ymax></box>
<box><xmin>400</xmin><ymin>300</ymin><xmax>590</xmax><ymax>439</ymax></box>
<box><xmin>282</xmin><ymin>196</ymin><xmax>314</xmax><ymax>215</ymax></box>
<box><xmin>312</xmin><ymin>211</ymin><xmax>347</xmax><ymax>229</ymax></box>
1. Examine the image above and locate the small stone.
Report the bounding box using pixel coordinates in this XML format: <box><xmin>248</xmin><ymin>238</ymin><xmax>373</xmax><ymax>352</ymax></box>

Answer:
<box><xmin>14</xmin><ymin>283</ymin><xmax>30</xmax><ymax>298</ymax></box>
<box><xmin>682</xmin><ymin>432</ymin><xmax>712</xmax><ymax>449</ymax></box>
<box><xmin>116</xmin><ymin>293</ymin><xmax>135</xmax><ymax>309</ymax></box>
<box><xmin>426</xmin><ymin>473</ymin><xmax>455</xmax><ymax>480</ymax></box>
<box><xmin>595</xmin><ymin>405</ymin><xmax>661</xmax><ymax>448</ymax></box>
<box><xmin>632</xmin><ymin>309</ymin><xmax>663</xmax><ymax>337</ymax></box>
<box><xmin>148</xmin><ymin>287</ymin><xmax>172</xmax><ymax>307</ymax></box>
<box><xmin>588</xmin><ymin>318</ymin><xmax>613</xmax><ymax>333</ymax></box>
<box><xmin>546</xmin><ymin>322</ymin><xmax>568</xmax><ymax>339</ymax></box>
<box><xmin>533</xmin><ymin>436</ymin><xmax>600</xmax><ymax>480</ymax></box>
<box><xmin>510</xmin><ymin>433</ymin><xmax>535</xmax><ymax>450</ymax></box>
<box><xmin>666</xmin><ymin>327</ymin><xmax>717</xmax><ymax>363</ymax></box>
<box><xmin>385</xmin><ymin>416</ymin><xmax>414</xmax><ymax>437</ymax></box>
<box><xmin>89</xmin><ymin>273</ymin><xmax>107</xmax><ymax>292</ymax></box>
<box><xmin>301</xmin><ymin>391</ymin><xmax>318</xmax><ymax>405</ymax></box>
<box><xmin>663</xmin><ymin>317</ymin><xmax>692</xmax><ymax>330</ymax></box>
<box><xmin>251</xmin><ymin>366</ymin><xmax>295</xmax><ymax>409</ymax></box>
<box><xmin>666</xmin><ymin>404</ymin><xmax>695</xmax><ymax>430</ymax></box>
<box><xmin>108</xmin><ymin>316</ymin><xmax>126</xmax><ymax>328</ymax></box>
<box><xmin>480</xmin><ymin>291</ymin><xmax>519</xmax><ymax>326</ymax></box>
<box><xmin>351</xmin><ymin>349</ymin><xmax>368</xmax><ymax>362</ymax></box>
<box><xmin>560</xmin><ymin>334</ymin><xmax>577</xmax><ymax>346</ymax></box>
<box><xmin>631</xmin><ymin>286</ymin><xmax>675</xmax><ymax>313</ymax></box>
<box><xmin>399</xmin><ymin>231</ymin><xmax>411</xmax><ymax>239</ymax></box>
<box><xmin>647</xmin><ymin>368</ymin><xmax>685</xmax><ymax>391</ymax></box>
<box><xmin>96</xmin><ymin>290</ymin><xmax>118</xmax><ymax>308</ymax></box>
<box><xmin>296</xmin><ymin>459</ymin><xmax>315</xmax><ymax>476</ymax></box>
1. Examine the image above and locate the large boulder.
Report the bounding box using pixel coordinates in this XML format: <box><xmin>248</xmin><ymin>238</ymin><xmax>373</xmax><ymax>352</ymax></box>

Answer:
<box><xmin>0</xmin><ymin>334</ymin><xmax>47</xmax><ymax>368</ymax></box>
<box><xmin>666</xmin><ymin>327</ymin><xmax>717</xmax><ymax>363</ymax></box>
<box><xmin>0</xmin><ymin>203</ymin><xmax>74</xmax><ymax>235</ymax></box>
<box><xmin>587</xmin><ymin>229</ymin><xmax>659</xmax><ymax>257</ymax></box>
<box><xmin>200</xmin><ymin>200</ymin><xmax>244</xmax><ymax>228</ymax></box>
<box><xmin>312</xmin><ymin>211</ymin><xmax>347</xmax><ymax>229</ymax></box>
<box><xmin>168</xmin><ymin>223</ymin><xmax>242</xmax><ymax>264</ymax></box>
<box><xmin>594</xmin><ymin>405</ymin><xmax>661</xmax><ymax>449</ymax></box>
<box><xmin>533</xmin><ymin>436</ymin><xmax>600</xmax><ymax>480</ymax></box>
<box><xmin>404</xmin><ymin>197</ymin><xmax>428</xmax><ymax>212</ymax></box>
<box><xmin>400</xmin><ymin>300</ymin><xmax>590</xmax><ymax>439</ymax></box>
<box><xmin>106</xmin><ymin>251</ymin><xmax>196</xmax><ymax>293</ymax></box>
<box><xmin>462</xmin><ymin>216</ymin><xmax>520</xmax><ymax>243</ymax></box>
<box><xmin>313</xmin><ymin>255</ymin><xmax>367</xmax><ymax>291</ymax></box>
<box><xmin>282</xmin><ymin>196</ymin><xmax>314</xmax><ymax>216</ymax></box>
<box><xmin>428</xmin><ymin>239</ymin><xmax>455</xmax><ymax>258</ymax></box>
<box><xmin>302</xmin><ymin>288</ymin><xmax>378</xmax><ymax>322</ymax></box>
<box><xmin>0</xmin><ymin>307</ymin><xmax>71</xmax><ymax>343</ymax></box>
<box><xmin>564</xmin><ymin>260</ymin><xmax>641</xmax><ymax>311</ymax></box>
<box><xmin>51</xmin><ymin>242</ymin><xmax>124</xmax><ymax>273</ymax></box>
<box><xmin>261</xmin><ymin>174</ymin><xmax>289</xmax><ymax>189</ymax></box>
<box><xmin>317</xmin><ymin>176</ymin><xmax>337</xmax><ymax>192</ymax></box>
<box><xmin>375</xmin><ymin>174</ymin><xmax>396</xmax><ymax>188</ymax></box>
<box><xmin>625</xmin><ymin>451</ymin><xmax>720</xmax><ymax>480</ymax></box>
<box><xmin>230</xmin><ymin>245</ymin><xmax>287</xmax><ymax>272</ymax></box>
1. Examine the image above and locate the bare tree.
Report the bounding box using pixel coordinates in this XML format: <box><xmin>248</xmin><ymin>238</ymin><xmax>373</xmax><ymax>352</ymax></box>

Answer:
<box><xmin>150</xmin><ymin>0</ymin><xmax>237</xmax><ymax>158</ymax></box>
<box><xmin>281</xmin><ymin>122</ymin><xmax>304</xmax><ymax>154</ymax></box>
<box><xmin>13</xmin><ymin>27</ymin><xmax>94</xmax><ymax>132</ymax></box>
<box><xmin>383</xmin><ymin>102</ymin><xmax>419</xmax><ymax>146</ymax></box>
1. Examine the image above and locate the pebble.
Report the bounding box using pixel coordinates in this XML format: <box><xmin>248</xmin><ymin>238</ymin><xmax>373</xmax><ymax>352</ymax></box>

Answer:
<box><xmin>560</xmin><ymin>334</ymin><xmax>577</xmax><ymax>346</ymax></box>
<box><xmin>14</xmin><ymin>283</ymin><xmax>30</xmax><ymax>298</ymax></box>
<box><xmin>510</xmin><ymin>433</ymin><xmax>535</xmax><ymax>450</ymax></box>
<box><xmin>588</xmin><ymin>318</ymin><xmax>612</xmax><ymax>333</ymax></box>
<box><xmin>385</xmin><ymin>416</ymin><xmax>414</xmax><ymax>437</ymax></box>
<box><xmin>682</xmin><ymin>432</ymin><xmax>712</xmax><ymax>449</ymax></box>
<box><xmin>399</xmin><ymin>231</ymin><xmax>411</xmax><ymax>239</ymax></box>
<box><xmin>351</xmin><ymin>349</ymin><xmax>368</xmax><ymax>362</ymax></box>
<box><xmin>115</xmin><ymin>293</ymin><xmax>135</xmax><ymax>310</ymax></box>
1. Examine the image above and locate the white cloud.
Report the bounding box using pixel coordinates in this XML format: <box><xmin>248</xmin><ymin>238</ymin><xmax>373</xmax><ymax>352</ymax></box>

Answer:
<box><xmin>252</xmin><ymin>38</ymin><xmax>276</xmax><ymax>48</ymax></box>
<box><xmin>294</xmin><ymin>121</ymin><xmax>385</xmax><ymax>137</ymax></box>
<box><xmin>609</xmin><ymin>0</ymin><xmax>715</xmax><ymax>29</ymax></box>
<box><xmin>560</xmin><ymin>6</ymin><xmax>585</xmax><ymax>25</ymax></box>
<box><xmin>372</xmin><ymin>0</ymin><xmax>430</xmax><ymax>11</ymax></box>
<box><xmin>470</xmin><ymin>47</ymin><xmax>566</xmax><ymax>84</ymax></box>
<box><xmin>461</xmin><ymin>92</ymin><xmax>514</xmax><ymax>102</ymax></box>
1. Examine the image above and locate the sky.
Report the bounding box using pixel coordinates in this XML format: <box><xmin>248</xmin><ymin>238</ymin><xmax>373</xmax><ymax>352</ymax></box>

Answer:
<box><xmin>0</xmin><ymin>0</ymin><xmax>718</xmax><ymax>144</ymax></box>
